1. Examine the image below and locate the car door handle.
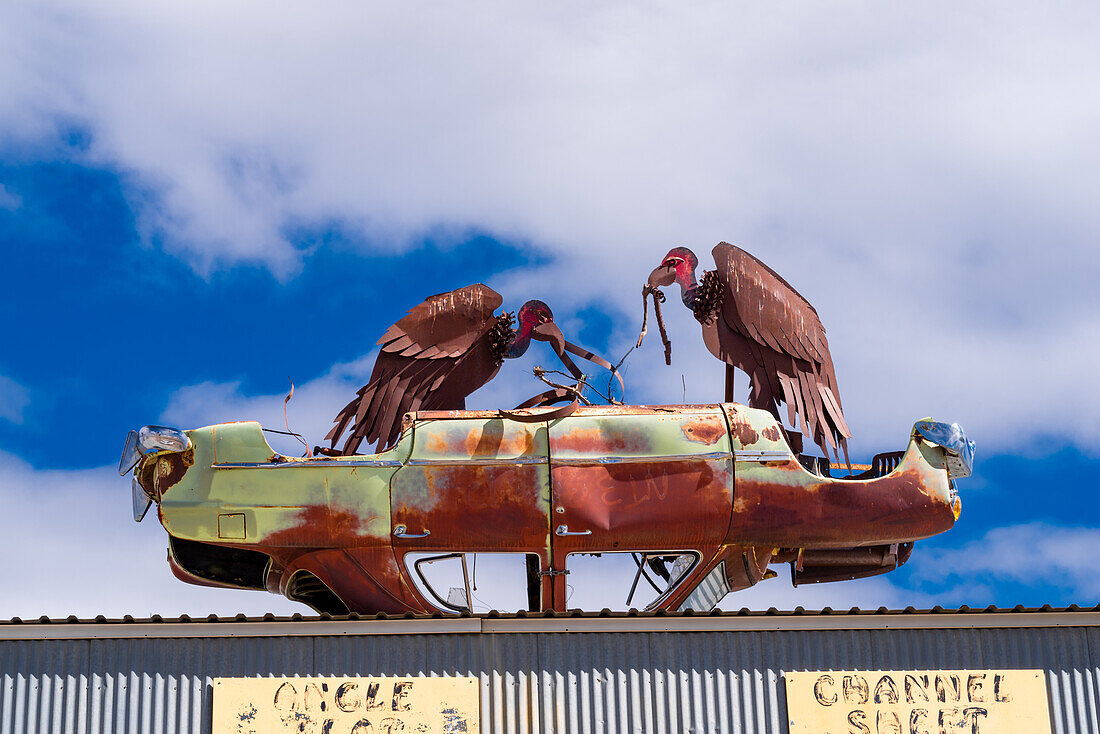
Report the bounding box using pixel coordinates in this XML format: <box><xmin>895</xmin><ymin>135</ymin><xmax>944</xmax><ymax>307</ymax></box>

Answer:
<box><xmin>393</xmin><ymin>524</ymin><xmax>430</xmax><ymax>539</ymax></box>
<box><xmin>555</xmin><ymin>524</ymin><xmax>591</xmax><ymax>536</ymax></box>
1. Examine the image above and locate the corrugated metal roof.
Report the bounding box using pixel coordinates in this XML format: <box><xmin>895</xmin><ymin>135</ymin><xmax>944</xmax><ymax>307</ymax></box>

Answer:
<box><xmin>5</xmin><ymin>603</ymin><xmax>1099</xmax><ymax>624</ymax></box>
<box><xmin>3</xmin><ymin>610</ymin><xmax>1098</xmax><ymax>734</ymax></box>
<box><xmin>3</xmin><ymin>605</ymin><xmax>1099</xmax><ymax>640</ymax></box>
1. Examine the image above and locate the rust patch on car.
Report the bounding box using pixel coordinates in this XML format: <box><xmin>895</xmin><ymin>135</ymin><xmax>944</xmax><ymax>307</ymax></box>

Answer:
<box><xmin>549</xmin><ymin>426</ymin><xmax>598</xmax><ymax>451</ymax></box>
<box><xmin>466</xmin><ymin>425</ymin><xmax>537</xmax><ymax>457</ymax></box>
<box><xmin>552</xmin><ymin>459</ymin><xmax>732</xmax><ymax>549</ymax></box>
<box><xmin>681</xmin><ymin>416</ymin><xmax>726</xmax><ymax>445</ymax></box>
<box><xmin>719</xmin><ymin>545</ymin><xmax>775</xmax><ymax>590</ymax></box>
<box><xmin>729</xmin><ymin>421</ymin><xmax>759</xmax><ymax>447</ymax></box>
<box><xmin>550</xmin><ymin>425</ymin><xmax>650</xmax><ymax>455</ymax></box>
<box><xmin>393</xmin><ymin>464</ymin><xmax>549</xmax><ymax>551</ymax></box>
<box><xmin>263</xmin><ymin>504</ymin><xmax>384</xmax><ymax>548</ymax></box>
<box><xmin>424</xmin><ymin>432</ymin><xmax>450</xmax><ymax>455</ymax></box>
<box><xmin>761</xmin><ymin>426</ymin><xmax>781</xmax><ymax>442</ymax></box>
<box><xmin>343</xmin><ymin>547</ymin><xmax>430</xmax><ymax>613</ymax></box>
<box><xmin>153</xmin><ymin>449</ymin><xmax>194</xmax><ymax>494</ymax></box>
<box><xmin>285</xmin><ymin>547</ymin><xmax>428</xmax><ymax>615</ymax></box>
<box><xmin>728</xmin><ymin>464</ymin><xmax>954</xmax><ymax>547</ymax></box>
<box><xmin>422</xmin><ymin>426</ymin><xmax>537</xmax><ymax>457</ymax></box>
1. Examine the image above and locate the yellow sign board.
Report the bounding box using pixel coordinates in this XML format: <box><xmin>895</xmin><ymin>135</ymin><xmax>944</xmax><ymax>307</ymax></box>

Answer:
<box><xmin>213</xmin><ymin>676</ymin><xmax>479</xmax><ymax>734</ymax></box>
<box><xmin>784</xmin><ymin>669</ymin><xmax>1050</xmax><ymax>734</ymax></box>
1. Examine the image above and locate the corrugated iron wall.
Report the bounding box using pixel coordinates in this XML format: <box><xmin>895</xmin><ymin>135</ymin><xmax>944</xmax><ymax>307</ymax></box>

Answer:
<box><xmin>2</xmin><ymin>627</ymin><xmax>1098</xmax><ymax>733</ymax></box>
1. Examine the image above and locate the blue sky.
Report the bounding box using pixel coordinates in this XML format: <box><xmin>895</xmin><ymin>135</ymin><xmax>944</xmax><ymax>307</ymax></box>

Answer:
<box><xmin>0</xmin><ymin>159</ymin><xmax>547</xmax><ymax>469</ymax></box>
<box><xmin>2</xmin><ymin>1</ymin><xmax>1099</xmax><ymax>618</ymax></box>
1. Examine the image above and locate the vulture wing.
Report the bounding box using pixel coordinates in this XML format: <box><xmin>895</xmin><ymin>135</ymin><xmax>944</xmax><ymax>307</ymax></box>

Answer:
<box><xmin>327</xmin><ymin>284</ymin><xmax>505</xmax><ymax>454</ymax></box>
<box><xmin>712</xmin><ymin>242</ymin><xmax>851</xmax><ymax>459</ymax></box>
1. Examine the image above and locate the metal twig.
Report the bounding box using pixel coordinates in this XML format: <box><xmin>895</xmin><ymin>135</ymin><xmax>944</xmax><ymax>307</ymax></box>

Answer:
<box><xmin>637</xmin><ymin>286</ymin><xmax>672</xmax><ymax>365</ymax></box>
<box><xmin>280</xmin><ymin>378</ymin><xmax>312</xmax><ymax>458</ymax></box>
<box><xmin>530</xmin><ymin>367</ymin><xmax>596</xmax><ymax>405</ymax></box>
<box><xmin>604</xmin><ymin>344</ymin><xmax>635</xmax><ymax>404</ymax></box>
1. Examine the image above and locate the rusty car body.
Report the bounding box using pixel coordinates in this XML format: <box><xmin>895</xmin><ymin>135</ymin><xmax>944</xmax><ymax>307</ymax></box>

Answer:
<box><xmin>120</xmin><ymin>404</ymin><xmax>971</xmax><ymax>615</ymax></box>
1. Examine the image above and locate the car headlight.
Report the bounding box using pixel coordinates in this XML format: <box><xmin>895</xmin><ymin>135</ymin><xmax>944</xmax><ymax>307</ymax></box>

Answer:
<box><xmin>914</xmin><ymin>419</ymin><xmax>975</xmax><ymax>479</ymax></box>
<box><xmin>118</xmin><ymin>425</ymin><xmax>192</xmax><ymax>476</ymax></box>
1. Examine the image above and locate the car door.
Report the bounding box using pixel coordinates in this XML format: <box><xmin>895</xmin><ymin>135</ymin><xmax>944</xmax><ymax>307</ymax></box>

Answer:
<box><xmin>547</xmin><ymin>406</ymin><xmax>734</xmax><ymax>609</ymax></box>
<box><xmin>390</xmin><ymin>413</ymin><xmax>553</xmax><ymax>609</ymax></box>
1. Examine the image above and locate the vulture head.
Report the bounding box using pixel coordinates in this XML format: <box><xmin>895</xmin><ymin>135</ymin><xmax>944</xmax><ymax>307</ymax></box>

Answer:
<box><xmin>647</xmin><ymin>247</ymin><xmax>699</xmax><ymax>291</ymax></box>
<box><xmin>506</xmin><ymin>299</ymin><xmax>567</xmax><ymax>358</ymax></box>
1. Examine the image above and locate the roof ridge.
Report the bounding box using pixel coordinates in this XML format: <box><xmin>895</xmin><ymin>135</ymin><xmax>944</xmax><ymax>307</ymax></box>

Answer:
<box><xmin>5</xmin><ymin>604</ymin><xmax>1100</xmax><ymax>626</ymax></box>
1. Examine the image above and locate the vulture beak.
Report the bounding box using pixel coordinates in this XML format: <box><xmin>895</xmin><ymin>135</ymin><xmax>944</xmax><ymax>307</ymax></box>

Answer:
<box><xmin>531</xmin><ymin>321</ymin><xmax>567</xmax><ymax>355</ymax></box>
<box><xmin>647</xmin><ymin>263</ymin><xmax>676</xmax><ymax>289</ymax></box>
<box><xmin>532</xmin><ymin>321</ymin><xmax>587</xmax><ymax>380</ymax></box>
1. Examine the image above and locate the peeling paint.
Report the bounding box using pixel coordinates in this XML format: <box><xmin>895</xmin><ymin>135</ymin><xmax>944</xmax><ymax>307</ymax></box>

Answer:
<box><xmin>681</xmin><ymin>417</ymin><xmax>726</xmax><ymax>445</ymax></box>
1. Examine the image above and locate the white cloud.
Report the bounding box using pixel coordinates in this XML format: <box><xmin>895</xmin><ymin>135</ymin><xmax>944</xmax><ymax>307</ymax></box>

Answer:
<box><xmin>0</xmin><ymin>450</ymin><xmax>305</xmax><ymax>619</ymax></box>
<box><xmin>159</xmin><ymin>352</ymin><xmax>377</xmax><ymax>455</ymax></box>
<box><xmin>2</xmin><ymin>1</ymin><xmax>1099</xmax><ymax>452</ymax></box>
<box><xmin>915</xmin><ymin>522</ymin><xmax>1100</xmax><ymax>599</ymax></box>
<box><xmin>0</xmin><ymin>375</ymin><xmax>30</xmax><ymax>424</ymax></box>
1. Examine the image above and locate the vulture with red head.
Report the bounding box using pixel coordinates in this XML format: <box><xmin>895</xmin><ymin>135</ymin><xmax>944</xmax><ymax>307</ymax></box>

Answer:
<box><xmin>646</xmin><ymin>242</ymin><xmax>851</xmax><ymax>463</ymax></box>
<box><xmin>327</xmin><ymin>283</ymin><xmax>611</xmax><ymax>455</ymax></box>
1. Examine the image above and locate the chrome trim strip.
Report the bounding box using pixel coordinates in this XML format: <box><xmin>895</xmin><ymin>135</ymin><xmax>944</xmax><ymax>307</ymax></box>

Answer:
<box><xmin>213</xmin><ymin>455</ymin><xmax>549</xmax><ymax>469</ymax></box>
<box><xmin>212</xmin><ymin>459</ymin><xmax>405</xmax><ymax>469</ymax></box>
<box><xmin>551</xmin><ymin>451</ymin><xmax>730</xmax><ymax>466</ymax></box>
<box><xmin>405</xmin><ymin>456</ymin><xmax>546</xmax><ymax>466</ymax></box>
<box><xmin>734</xmin><ymin>450</ymin><xmax>791</xmax><ymax>462</ymax></box>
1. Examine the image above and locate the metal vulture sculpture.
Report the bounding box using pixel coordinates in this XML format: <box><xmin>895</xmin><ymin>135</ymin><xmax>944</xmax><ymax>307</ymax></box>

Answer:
<box><xmin>326</xmin><ymin>283</ymin><xmax>604</xmax><ymax>455</ymax></box>
<box><xmin>646</xmin><ymin>242</ymin><xmax>852</xmax><ymax>463</ymax></box>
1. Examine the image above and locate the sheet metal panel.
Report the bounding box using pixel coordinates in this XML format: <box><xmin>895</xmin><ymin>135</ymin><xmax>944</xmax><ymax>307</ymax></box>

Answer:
<box><xmin>1</xmin><ymin>639</ymin><xmax>90</xmax><ymax>734</ymax></box>
<box><xmin>2</xmin><ymin>625</ymin><xmax>1098</xmax><ymax>734</ymax></box>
